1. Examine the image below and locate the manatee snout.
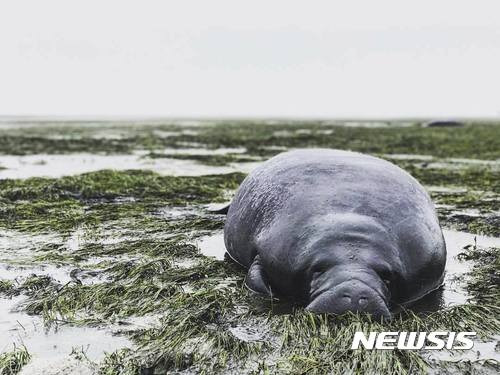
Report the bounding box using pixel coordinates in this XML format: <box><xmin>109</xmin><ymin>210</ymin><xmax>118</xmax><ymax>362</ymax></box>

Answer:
<box><xmin>306</xmin><ymin>280</ymin><xmax>391</xmax><ymax>320</ymax></box>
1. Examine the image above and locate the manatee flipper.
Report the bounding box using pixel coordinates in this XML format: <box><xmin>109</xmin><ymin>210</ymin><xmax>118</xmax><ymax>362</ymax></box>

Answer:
<box><xmin>208</xmin><ymin>203</ymin><xmax>231</xmax><ymax>215</ymax></box>
<box><xmin>245</xmin><ymin>255</ymin><xmax>272</xmax><ymax>297</ymax></box>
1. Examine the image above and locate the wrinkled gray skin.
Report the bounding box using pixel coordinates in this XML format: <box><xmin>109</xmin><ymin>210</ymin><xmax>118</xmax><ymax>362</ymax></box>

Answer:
<box><xmin>224</xmin><ymin>149</ymin><xmax>446</xmax><ymax>319</ymax></box>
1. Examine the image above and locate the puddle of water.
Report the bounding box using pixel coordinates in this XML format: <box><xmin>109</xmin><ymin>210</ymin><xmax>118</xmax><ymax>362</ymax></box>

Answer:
<box><xmin>259</xmin><ymin>145</ymin><xmax>288</xmax><ymax>152</ymax></box>
<box><xmin>384</xmin><ymin>154</ymin><xmax>435</xmax><ymax>161</ymax></box>
<box><xmin>316</xmin><ymin>129</ymin><xmax>334</xmax><ymax>135</ymax></box>
<box><xmin>426</xmin><ymin>335</ymin><xmax>500</xmax><ymax>363</ymax></box>
<box><xmin>426</xmin><ymin>160</ymin><xmax>499</xmax><ymax>172</ymax></box>
<box><xmin>450</xmin><ymin>208</ymin><xmax>498</xmax><ymax>218</ymax></box>
<box><xmin>228</xmin><ymin>161</ymin><xmax>262</xmax><ymax>174</ymax></box>
<box><xmin>0</xmin><ymin>152</ymin><xmax>262</xmax><ymax>179</ymax></box>
<box><xmin>342</xmin><ymin>121</ymin><xmax>390</xmax><ymax>128</ymax></box>
<box><xmin>296</xmin><ymin>129</ymin><xmax>312</xmax><ymax>135</ymax></box>
<box><xmin>171</xmin><ymin>259</ymin><xmax>200</xmax><ymax>269</ymax></box>
<box><xmin>383</xmin><ymin>154</ymin><xmax>500</xmax><ymax>165</ymax></box>
<box><xmin>0</xmin><ymin>154</ymin><xmax>145</xmax><ymax>179</ymax></box>
<box><xmin>0</xmin><ymin>230</ymin><xmax>62</xmax><ymax>263</ymax></box>
<box><xmin>272</xmin><ymin>130</ymin><xmax>294</xmax><ymax>137</ymax></box>
<box><xmin>434</xmin><ymin>204</ymin><xmax>455</xmax><ymax>210</ymax></box>
<box><xmin>19</xmin><ymin>356</ymin><xmax>95</xmax><ymax>375</ymax></box>
<box><xmin>0</xmin><ymin>296</ymin><xmax>130</xmax><ymax>368</ymax></box>
<box><xmin>228</xmin><ymin>325</ymin><xmax>267</xmax><ymax>343</ymax></box>
<box><xmin>196</xmin><ymin>232</ymin><xmax>226</xmax><ymax>260</ymax></box>
<box><xmin>158</xmin><ymin>147</ymin><xmax>247</xmax><ymax>156</ymax></box>
<box><xmin>112</xmin><ymin>314</ymin><xmax>163</xmax><ymax>333</ymax></box>
<box><xmin>152</xmin><ymin>130</ymin><xmax>182</xmax><ymax>138</ymax></box>
<box><xmin>440</xmin><ymin>230</ymin><xmax>499</xmax><ymax>306</ymax></box>
<box><xmin>0</xmin><ymin>263</ymin><xmax>73</xmax><ymax>284</ymax></box>
<box><xmin>0</xmin><ymin>261</ymin><xmax>112</xmax><ymax>286</ymax></box>
<box><xmin>384</xmin><ymin>154</ymin><xmax>499</xmax><ymax>169</ymax></box>
<box><xmin>89</xmin><ymin>131</ymin><xmax>130</xmax><ymax>140</ymax></box>
<box><xmin>425</xmin><ymin>162</ymin><xmax>471</xmax><ymax>170</ymax></box>
<box><xmin>0</xmin><ymin>228</ymin><xmax>129</xmax><ymax>285</ymax></box>
<box><xmin>448</xmin><ymin>158</ymin><xmax>500</xmax><ymax>166</ymax></box>
<box><xmin>155</xmin><ymin>206</ymin><xmax>200</xmax><ymax>219</ymax></box>
<box><xmin>427</xmin><ymin>186</ymin><xmax>469</xmax><ymax>194</ymax></box>
<box><xmin>273</xmin><ymin>129</ymin><xmax>321</xmax><ymax>137</ymax></box>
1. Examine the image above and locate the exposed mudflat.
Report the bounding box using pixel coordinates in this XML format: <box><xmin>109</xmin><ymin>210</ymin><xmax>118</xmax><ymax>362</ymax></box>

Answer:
<box><xmin>0</xmin><ymin>119</ymin><xmax>498</xmax><ymax>374</ymax></box>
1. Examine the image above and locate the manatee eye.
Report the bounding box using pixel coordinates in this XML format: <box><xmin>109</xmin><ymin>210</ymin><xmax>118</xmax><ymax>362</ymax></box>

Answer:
<box><xmin>311</xmin><ymin>264</ymin><xmax>328</xmax><ymax>277</ymax></box>
<box><xmin>376</xmin><ymin>267</ymin><xmax>393</xmax><ymax>286</ymax></box>
<box><xmin>312</xmin><ymin>269</ymin><xmax>324</xmax><ymax>277</ymax></box>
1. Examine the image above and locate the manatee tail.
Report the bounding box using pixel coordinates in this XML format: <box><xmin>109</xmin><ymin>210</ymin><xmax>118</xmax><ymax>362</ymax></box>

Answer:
<box><xmin>207</xmin><ymin>203</ymin><xmax>231</xmax><ymax>215</ymax></box>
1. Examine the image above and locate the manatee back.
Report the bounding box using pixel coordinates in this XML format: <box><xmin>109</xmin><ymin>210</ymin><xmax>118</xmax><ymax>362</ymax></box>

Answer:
<box><xmin>224</xmin><ymin>148</ymin><xmax>445</xmax><ymax>289</ymax></box>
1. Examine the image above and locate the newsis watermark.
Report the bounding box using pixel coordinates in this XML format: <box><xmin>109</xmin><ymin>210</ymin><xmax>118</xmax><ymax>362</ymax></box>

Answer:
<box><xmin>351</xmin><ymin>331</ymin><xmax>476</xmax><ymax>350</ymax></box>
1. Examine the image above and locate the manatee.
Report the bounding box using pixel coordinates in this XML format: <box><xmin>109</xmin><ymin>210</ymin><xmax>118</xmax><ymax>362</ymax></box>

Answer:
<box><xmin>223</xmin><ymin>149</ymin><xmax>446</xmax><ymax>319</ymax></box>
<box><xmin>423</xmin><ymin>120</ymin><xmax>464</xmax><ymax>128</ymax></box>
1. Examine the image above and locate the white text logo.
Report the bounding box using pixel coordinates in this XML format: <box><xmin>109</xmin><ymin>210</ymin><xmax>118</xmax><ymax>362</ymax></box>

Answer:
<box><xmin>350</xmin><ymin>331</ymin><xmax>476</xmax><ymax>350</ymax></box>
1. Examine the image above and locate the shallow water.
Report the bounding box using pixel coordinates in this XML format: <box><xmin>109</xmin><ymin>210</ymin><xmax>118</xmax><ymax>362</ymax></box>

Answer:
<box><xmin>2</xmin><ymin>149</ymin><xmax>498</xmax><ymax>180</ymax></box>
<box><xmin>228</xmin><ymin>324</ymin><xmax>269</xmax><ymax>343</ymax></box>
<box><xmin>196</xmin><ymin>232</ymin><xmax>226</xmax><ymax>260</ymax></box>
<box><xmin>0</xmin><ymin>230</ymin><xmax>62</xmax><ymax>263</ymax></box>
<box><xmin>158</xmin><ymin>147</ymin><xmax>246</xmax><ymax>155</ymax></box>
<box><xmin>0</xmin><ymin>151</ymin><xmax>261</xmax><ymax>179</ymax></box>
<box><xmin>19</xmin><ymin>357</ymin><xmax>95</xmax><ymax>375</ymax></box>
<box><xmin>0</xmin><ymin>297</ymin><xmax>130</xmax><ymax>370</ymax></box>
<box><xmin>384</xmin><ymin>154</ymin><xmax>500</xmax><ymax>171</ymax></box>
<box><xmin>0</xmin><ymin>263</ymin><xmax>75</xmax><ymax>285</ymax></box>
<box><xmin>342</xmin><ymin>121</ymin><xmax>391</xmax><ymax>128</ymax></box>
<box><xmin>441</xmin><ymin>230</ymin><xmax>500</xmax><ymax>305</ymax></box>
<box><xmin>427</xmin><ymin>335</ymin><xmax>500</xmax><ymax>363</ymax></box>
<box><xmin>384</xmin><ymin>154</ymin><xmax>435</xmax><ymax>161</ymax></box>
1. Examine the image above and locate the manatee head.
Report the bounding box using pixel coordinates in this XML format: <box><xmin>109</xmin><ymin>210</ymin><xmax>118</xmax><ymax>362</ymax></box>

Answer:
<box><xmin>305</xmin><ymin>266</ymin><xmax>392</xmax><ymax>320</ymax></box>
<box><xmin>300</xmin><ymin>214</ymin><xmax>401</xmax><ymax>320</ymax></box>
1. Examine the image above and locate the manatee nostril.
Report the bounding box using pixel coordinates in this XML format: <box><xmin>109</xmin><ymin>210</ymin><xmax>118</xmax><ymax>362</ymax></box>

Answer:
<box><xmin>358</xmin><ymin>297</ymin><xmax>368</xmax><ymax>307</ymax></box>
<box><xmin>341</xmin><ymin>295</ymin><xmax>351</xmax><ymax>304</ymax></box>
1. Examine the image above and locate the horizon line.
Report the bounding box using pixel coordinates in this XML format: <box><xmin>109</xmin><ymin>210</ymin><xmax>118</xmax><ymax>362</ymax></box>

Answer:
<box><xmin>1</xmin><ymin>114</ymin><xmax>500</xmax><ymax>122</ymax></box>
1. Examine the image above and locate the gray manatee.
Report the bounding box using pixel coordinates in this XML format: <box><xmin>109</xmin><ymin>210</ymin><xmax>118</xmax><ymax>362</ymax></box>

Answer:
<box><xmin>223</xmin><ymin>149</ymin><xmax>446</xmax><ymax>319</ymax></box>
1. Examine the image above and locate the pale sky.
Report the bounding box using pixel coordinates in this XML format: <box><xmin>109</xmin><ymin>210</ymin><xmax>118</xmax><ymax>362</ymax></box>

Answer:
<box><xmin>1</xmin><ymin>0</ymin><xmax>500</xmax><ymax>118</ymax></box>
